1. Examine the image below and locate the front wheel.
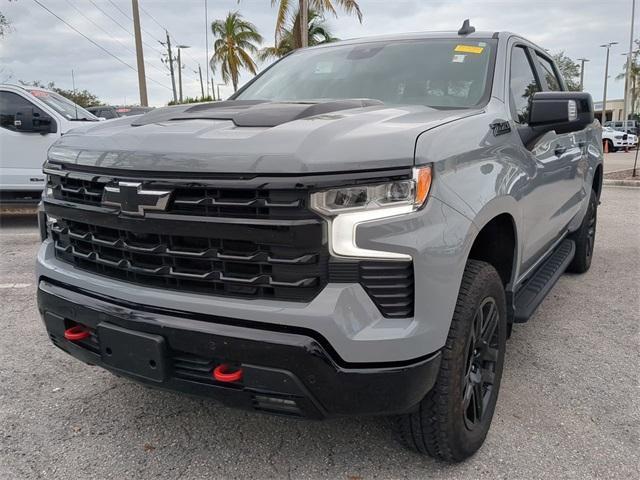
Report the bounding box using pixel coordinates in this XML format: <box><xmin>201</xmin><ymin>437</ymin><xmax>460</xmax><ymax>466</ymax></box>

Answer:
<box><xmin>398</xmin><ymin>260</ymin><xmax>507</xmax><ymax>462</ymax></box>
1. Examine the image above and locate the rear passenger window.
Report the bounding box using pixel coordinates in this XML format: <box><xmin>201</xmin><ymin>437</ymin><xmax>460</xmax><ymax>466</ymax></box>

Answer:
<box><xmin>509</xmin><ymin>47</ymin><xmax>540</xmax><ymax>124</ymax></box>
<box><xmin>536</xmin><ymin>54</ymin><xmax>562</xmax><ymax>91</ymax></box>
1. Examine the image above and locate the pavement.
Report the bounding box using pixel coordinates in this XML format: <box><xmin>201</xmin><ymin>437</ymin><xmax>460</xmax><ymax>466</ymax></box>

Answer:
<box><xmin>0</xmin><ymin>186</ymin><xmax>638</xmax><ymax>480</ymax></box>
<box><xmin>603</xmin><ymin>149</ymin><xmax>640</xmax><ymax>172</ymax></box>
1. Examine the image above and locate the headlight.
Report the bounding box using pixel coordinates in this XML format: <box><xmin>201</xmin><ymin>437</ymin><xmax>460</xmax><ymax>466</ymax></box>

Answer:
<box><xmin>310</xmin><ymin>166</ymin><xmax>432</xmax><ymax>259</ymax></box>
<box><xmin>47</xmin><ymin>145</ymin><xmax>79</xmax><ymax>163</ymax></box>
<box><xmin>614</xmin><ymin>135</ymin><xmax>623</xmax><ymax>139</ymax></box>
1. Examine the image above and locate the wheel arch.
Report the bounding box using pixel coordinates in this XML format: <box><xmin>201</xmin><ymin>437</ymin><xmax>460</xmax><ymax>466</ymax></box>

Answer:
<box><xmin>592</xmin><ymin>162</ymin><xmax>603</xmax><ymax>199</ymax></box>
<box><xmin>467</xmin><ymin>212</ymin><xmax>518</xmax><ymax>289</ymax></box>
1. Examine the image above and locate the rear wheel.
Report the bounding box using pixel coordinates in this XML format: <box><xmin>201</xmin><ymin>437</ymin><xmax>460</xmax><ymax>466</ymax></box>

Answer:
<box><xmin>567</xmin><ymin>188</ymin><xmax>597</xmax><ymax>273</ymax></box>
<box><xmin>398</xmin><ymin>260</ymin><xmax>507</xmax><ymax>462</ymax></box>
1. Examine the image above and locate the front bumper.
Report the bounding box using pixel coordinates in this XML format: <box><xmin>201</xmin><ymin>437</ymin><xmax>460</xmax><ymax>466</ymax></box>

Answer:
<box><xmin>38</xmin><ymin>279</ymin><xmax>441</xmax><ymax>419</ymax></box>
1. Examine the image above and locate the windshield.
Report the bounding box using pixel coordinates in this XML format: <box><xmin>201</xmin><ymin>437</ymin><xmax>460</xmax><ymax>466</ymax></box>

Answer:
<box><xmin>27</xmin><ymin>89</ymin><xmax>99</xmax><ymax>121</ymax></box>
<box><xmin>237</xmin><ymin>39</ymin><xmax>495</xmax><ymax>108</ymax></box>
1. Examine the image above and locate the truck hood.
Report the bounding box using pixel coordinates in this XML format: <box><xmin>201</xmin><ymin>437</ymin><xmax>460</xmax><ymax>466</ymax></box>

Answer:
<box><xmin>54</xmin><ymin>100</ymin><xmax>480</xmax><ymax>174</ymax></box>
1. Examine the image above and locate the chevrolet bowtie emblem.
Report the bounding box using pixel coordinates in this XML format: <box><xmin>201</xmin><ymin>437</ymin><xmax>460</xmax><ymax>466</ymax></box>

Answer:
<box><xmin>102</xmin><ymin>182</ymin><xmax>172</xmax><ymax>216</ymax></box>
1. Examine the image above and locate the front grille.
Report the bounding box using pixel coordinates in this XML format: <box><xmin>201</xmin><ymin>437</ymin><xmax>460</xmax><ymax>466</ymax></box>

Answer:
<box><xmin>47</xmin><ymin>171</ymin><xmax>315</xmax><ymax>219</ymax></box>
<box><xmin>52</xmin><ymin>218</ymin><xmax>327</xmax><ymax>301</ymax></box>
<box><xmin>45</xmin><ymin>163</ymin><xmax>415</xmax><ymax>313</ymax></box>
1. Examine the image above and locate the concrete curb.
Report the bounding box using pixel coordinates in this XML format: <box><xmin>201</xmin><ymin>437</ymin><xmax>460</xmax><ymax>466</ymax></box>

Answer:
<box><xmin>603</xmin><ymin>179</ymin><xmax>640</xmax><ymax>187</ymax></box>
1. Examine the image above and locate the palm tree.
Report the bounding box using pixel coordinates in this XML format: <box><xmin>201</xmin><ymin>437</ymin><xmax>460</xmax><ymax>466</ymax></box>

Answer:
<box><xmin>271</xmin><ymin>0</ymin><xmax>362</xmax><ymax>45</ymax></box>
<box><xmin>259</xmin><ymin>10</ymin><xmax>337</xmax><ymax>61</ymax></box>
<box><xmin>210</xmin><ymin>12</ymin><xmax>263</xmax><ymax>92</ymax></box>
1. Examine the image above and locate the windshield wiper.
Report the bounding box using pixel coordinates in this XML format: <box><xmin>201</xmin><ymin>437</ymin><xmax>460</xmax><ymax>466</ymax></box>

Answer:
<box><xmin>69</xmin><ymin>117</ymin><xmax>99</xmax><ymax>122</ymax></box>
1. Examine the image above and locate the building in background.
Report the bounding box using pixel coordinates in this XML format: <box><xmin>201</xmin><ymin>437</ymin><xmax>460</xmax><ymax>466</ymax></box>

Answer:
<box><xmin>594</xmin><ymin>98</ymin><xmax>640</xmax><ymax>123</ymax></box>
<box><xmin>594</xmin><ymin>99</ymin><xmax>624</xmax><ymax>122</ymax></box>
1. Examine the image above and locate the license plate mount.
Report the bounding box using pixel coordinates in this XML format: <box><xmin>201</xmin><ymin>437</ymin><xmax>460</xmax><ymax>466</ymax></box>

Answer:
<box><xmin>98</xmin><ymin>323</ymin><xmax>166</xmax><ymax>382</ymax></box>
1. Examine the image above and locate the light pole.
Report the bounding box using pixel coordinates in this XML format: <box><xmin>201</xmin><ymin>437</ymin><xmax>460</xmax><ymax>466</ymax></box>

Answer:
<box><xmin>216</xmin><ymin>83</ymin><xmax>226</xmax><ymax>101</ymax></box>
<box><xmin>600</xmin><ymin>42</ymin><xmax>618</xmax><ymax>123</ymax></box>
<box><xmin>623</xmin><ymin>0</ymin><xmax>636</xmax><ymax>123</ymax></box>
<box><xmin>577</xmin><ymin>58</ymin><xmax>589</xmax><ymax>91</ymax></box>
<box><xmin>177</xmin><ymin>45</ymin><xmax>190</xmax><ymax>103</ymax></box>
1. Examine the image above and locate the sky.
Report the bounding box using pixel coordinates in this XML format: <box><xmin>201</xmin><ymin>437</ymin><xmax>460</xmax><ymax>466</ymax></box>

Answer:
<box><xmin>0</xmin><ymin>0</ymin><xmax>637</xmax><ymax>106</ymax></box>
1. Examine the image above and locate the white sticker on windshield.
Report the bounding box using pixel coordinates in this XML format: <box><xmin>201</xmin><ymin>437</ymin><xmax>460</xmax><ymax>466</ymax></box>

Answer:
<box><xmin>452</xmin><ymin>54</ymin><xmax>466</xmax><ymax>63</ymax></box>
<box><xmin>314</xmin><ymin>61</ymin><xmax>333</xmax><ymax>74</ymax></box>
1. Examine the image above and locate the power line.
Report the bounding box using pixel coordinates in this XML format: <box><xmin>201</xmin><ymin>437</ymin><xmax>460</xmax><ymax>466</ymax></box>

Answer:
<box><xmin>63</xmin><ymin>0</ymin><xmax>168</xmax><ymax>78</ymax></box>
<box><xmin>87</xmin><ymin>0</ymin><xmax>165</xmax><ymax>58</ymax></box>
<box><xmin>107</xmin><ymin>0</ymin><xmax>165</xmax><ymax>47</ymax></box>
<box><xmin>139</xmin><ymin>4</ymin><xmax>166</xmax><ymax>32</ymax></box>
<box><xmin>138</xmin><ymin>3</ymin><xmax>202</xmax><ymax>69</ymax></box>
<box><xmin>32</xmin><ymin>0</ymin><xmax>171</xmax><ymax>92</ymax></box>
<box><xmin>107</xmin><ymin>1</ymin><xmax>201</xmax><ymax>96</ymax></box>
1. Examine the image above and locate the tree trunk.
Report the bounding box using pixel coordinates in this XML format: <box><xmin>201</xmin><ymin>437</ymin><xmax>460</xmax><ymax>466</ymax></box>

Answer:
<box><xmin>292</xmin><ymin>13</ymin><xmax>302</xmax><ymax>49</ymax></box>
<box><xmin>299</xmin><ymin>0</ymin><xmax>308</xmax><ymax>48</ymax></box>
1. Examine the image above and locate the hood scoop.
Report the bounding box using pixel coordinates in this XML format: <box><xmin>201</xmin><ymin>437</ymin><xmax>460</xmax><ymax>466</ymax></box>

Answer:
<box><xmin>131</xmin><ymin>98</ymin><xmax>384</xmax><ymax>128</ymax></box>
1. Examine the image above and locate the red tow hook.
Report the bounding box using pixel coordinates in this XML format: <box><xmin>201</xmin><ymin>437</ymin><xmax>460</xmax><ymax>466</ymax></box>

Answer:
<box><xmin>64</xmin><ymin>325</ymin><xmax>91</xmax><ymax>342</ymax></box>
<box><xmin>213</xmin><ymin>364</ymin><xmax>243</xmax><ymax>383</ymax></box>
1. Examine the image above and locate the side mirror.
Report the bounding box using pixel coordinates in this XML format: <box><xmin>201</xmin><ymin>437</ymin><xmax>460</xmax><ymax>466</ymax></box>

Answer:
<box><xmin>528</xmin><ymin>91</ymin><xmax>594</xmax><ymax>135</ymax></box>
<box><xmin>14</xmin><ymin>107</ymin><xmax>55</xmax><ymax>134</ymax></box>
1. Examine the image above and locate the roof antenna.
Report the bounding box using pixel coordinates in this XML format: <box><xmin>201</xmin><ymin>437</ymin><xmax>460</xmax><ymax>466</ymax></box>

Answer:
<box><xmin>458</xmin><ymin>19</ymin><xmax>475</xmax><ymax>35</ymax></box>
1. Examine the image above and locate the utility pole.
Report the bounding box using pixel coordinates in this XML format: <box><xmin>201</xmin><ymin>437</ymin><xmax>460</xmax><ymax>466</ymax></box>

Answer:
<box><xmin>71</xmin><ymin>69</ymin><xmax>78</xmax><ymax>119</ymax></box>
<box><xmin>204</xmin><ymin>0</ymin><xmax>210</xmax><ymax>97</ymax></box>
<box><xmin>299</xmin><ymin>0</ymin><xmax>308</xmax><ymax>48</ymax></box>
<box><xmin>177</xmin><ymin>45</ymin><xmax>190</xmax><ymax>103</ymax></box>
<box><xmin>577</xmin><ymin>58</ymin><xmax>589</xmax><ymax>91</ymax></box>
<box><xmin>198</xmin><ymin>64</ymin><xmax>205</xmax><ymax>99</ymax></box>
<box><xmin>165</xmin><ymin>31</ymin><xmax>177</xmax><ymax>104</ymax></box>
<box><xmin>131</xmin><ymin>0</ymin><xmax>148</xmax><ymax>106</ymax></box>
<box><xmin>623</xmin><ymin>0</ymin><xmax>636</xmax><ymax>123</ymax></box>
<box><xmin>600</xmin><ymin>42</ymin><xmax>618</xmax><ymax>123</ymax></box>
<box><xmin>177</xmin><ymin>48</ymin><xmax>183</xmax><ymax>103</ymax></box>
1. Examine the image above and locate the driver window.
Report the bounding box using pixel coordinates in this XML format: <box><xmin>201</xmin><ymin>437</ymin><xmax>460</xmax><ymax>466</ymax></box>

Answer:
<box><xmin>509</xmin><ymin>46</ymin><xmax>540</xmax><ymax>124</ymax></box>
<box><xmin>0</xmin><ymin>92</ymin><xmax>44</xmax><ymax>132</ymax></box>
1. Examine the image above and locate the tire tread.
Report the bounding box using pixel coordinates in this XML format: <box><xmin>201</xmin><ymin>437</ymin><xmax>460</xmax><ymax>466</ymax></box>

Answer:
<box><xmin>398</xmin><ymin>260</ymin><xmax>503</xmax><ymax>462</ymax></box>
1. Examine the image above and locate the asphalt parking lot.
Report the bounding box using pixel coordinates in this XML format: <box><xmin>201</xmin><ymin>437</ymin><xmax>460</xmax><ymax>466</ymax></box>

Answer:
<box><xmin>603</xmin><ymin>149</ymin><xmax>640</xmax><ymax>173</ymax></box>
<box><xmin>0</xmin><ymin>186</ymin><xmax>638</xmax><ymax>480</ymax></box>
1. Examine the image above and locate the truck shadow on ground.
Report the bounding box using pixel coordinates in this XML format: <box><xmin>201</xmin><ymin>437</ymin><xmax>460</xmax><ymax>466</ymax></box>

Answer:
<box><xmin>62</xmin><ymin>368</ymin><xmax>462</xmax><ymax>476</ymax></box>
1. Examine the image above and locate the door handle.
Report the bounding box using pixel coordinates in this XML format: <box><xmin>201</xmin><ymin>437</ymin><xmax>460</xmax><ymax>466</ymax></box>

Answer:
<box><xmin>554</xmin><ymin>145</ymin><xmax>567</xmax><ymax>156</ymax></box>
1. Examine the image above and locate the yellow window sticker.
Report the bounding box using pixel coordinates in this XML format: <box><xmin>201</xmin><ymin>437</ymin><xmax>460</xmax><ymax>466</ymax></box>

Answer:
<box><xmin>455</xmin><ymin>45</ymin><xmax>484</xmax><ymax>54</ymax></box>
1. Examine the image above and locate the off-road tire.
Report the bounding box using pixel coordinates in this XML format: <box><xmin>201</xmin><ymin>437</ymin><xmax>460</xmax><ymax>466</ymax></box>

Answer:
<box><xmin>397</xmin><ymin>260</ymin><xmax>507</xmax><ymax>463</ymax></box>
<box><xmin>567</xmin><ymin>188</ymin><xmax>598</xmax><ymax>274</ymax></box>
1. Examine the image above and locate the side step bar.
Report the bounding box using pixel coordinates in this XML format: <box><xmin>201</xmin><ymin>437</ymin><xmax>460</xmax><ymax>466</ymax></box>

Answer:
<box><xmin>513</xmin><ymin>239</ymin><xmax>575</xmax><ymax>323</ymax></box>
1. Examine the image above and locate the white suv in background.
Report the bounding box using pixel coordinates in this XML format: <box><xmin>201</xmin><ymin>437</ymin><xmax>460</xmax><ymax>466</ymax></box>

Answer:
<box><xmin>0</xmin><ymin>84</ymin><xmax>99</xmax><ymax>205</ymax></box>
<box><xmin>601</xmin><ymin>126</ymin><xmax>636</xmax><ymax>152</ymax></box>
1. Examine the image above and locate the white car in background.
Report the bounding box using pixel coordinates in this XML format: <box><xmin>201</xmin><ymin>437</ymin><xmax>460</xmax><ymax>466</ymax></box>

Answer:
<box><xmin>601</xmin><ymin>126</ymin><xmax>636</xmax><ymax>152</ymax></box>
<box><xmin>0</xmin><ymin>84</ymin><xmax>100</xmax><ymax>206</ymax></box>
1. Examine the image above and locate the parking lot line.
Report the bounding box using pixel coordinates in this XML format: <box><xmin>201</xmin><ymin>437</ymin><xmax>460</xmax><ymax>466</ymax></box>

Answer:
<box><xmin>0</xmin><ymin>283</ymin><xmax>32</xmax><ymax>289</ymax></box>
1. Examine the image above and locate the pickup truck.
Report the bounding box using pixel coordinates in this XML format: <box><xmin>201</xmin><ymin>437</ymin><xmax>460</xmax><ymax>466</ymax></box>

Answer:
<box><xmin>36</xmin><ymin>24</ymin><xmax>601</xmax><ymax>462</ymax></box>
<box><xmin>602</xmin><ymin>126</ymin><xmax>637</xmax><ymax>151</ymax></box>
<box><xmin>0</xmin><ymin>84</ymin><xmax>99</xmax><ymax>205</ymax></box>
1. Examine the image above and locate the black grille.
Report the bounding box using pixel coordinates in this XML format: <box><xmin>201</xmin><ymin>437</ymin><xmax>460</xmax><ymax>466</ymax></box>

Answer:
<box><xmin>47</xmin><ymin>171</ymin><xmax>314</xmax><ymax>219</ymax></box>
<box><xmin>51</xmin><ymin>217</ymin><xmax>327</xmax><ymax>302</ymax></box>
<box><xmin>329</xmin><ymin>260</ymin><xmax>414</xmax><ymax>318</ymax></box>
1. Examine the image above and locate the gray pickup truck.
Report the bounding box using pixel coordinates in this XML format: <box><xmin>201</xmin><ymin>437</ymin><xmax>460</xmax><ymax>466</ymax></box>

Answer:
<box><xmin>36</xmin><ymin>23</ymin><xmax>601</xmax><ymax>462</ymax></box>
